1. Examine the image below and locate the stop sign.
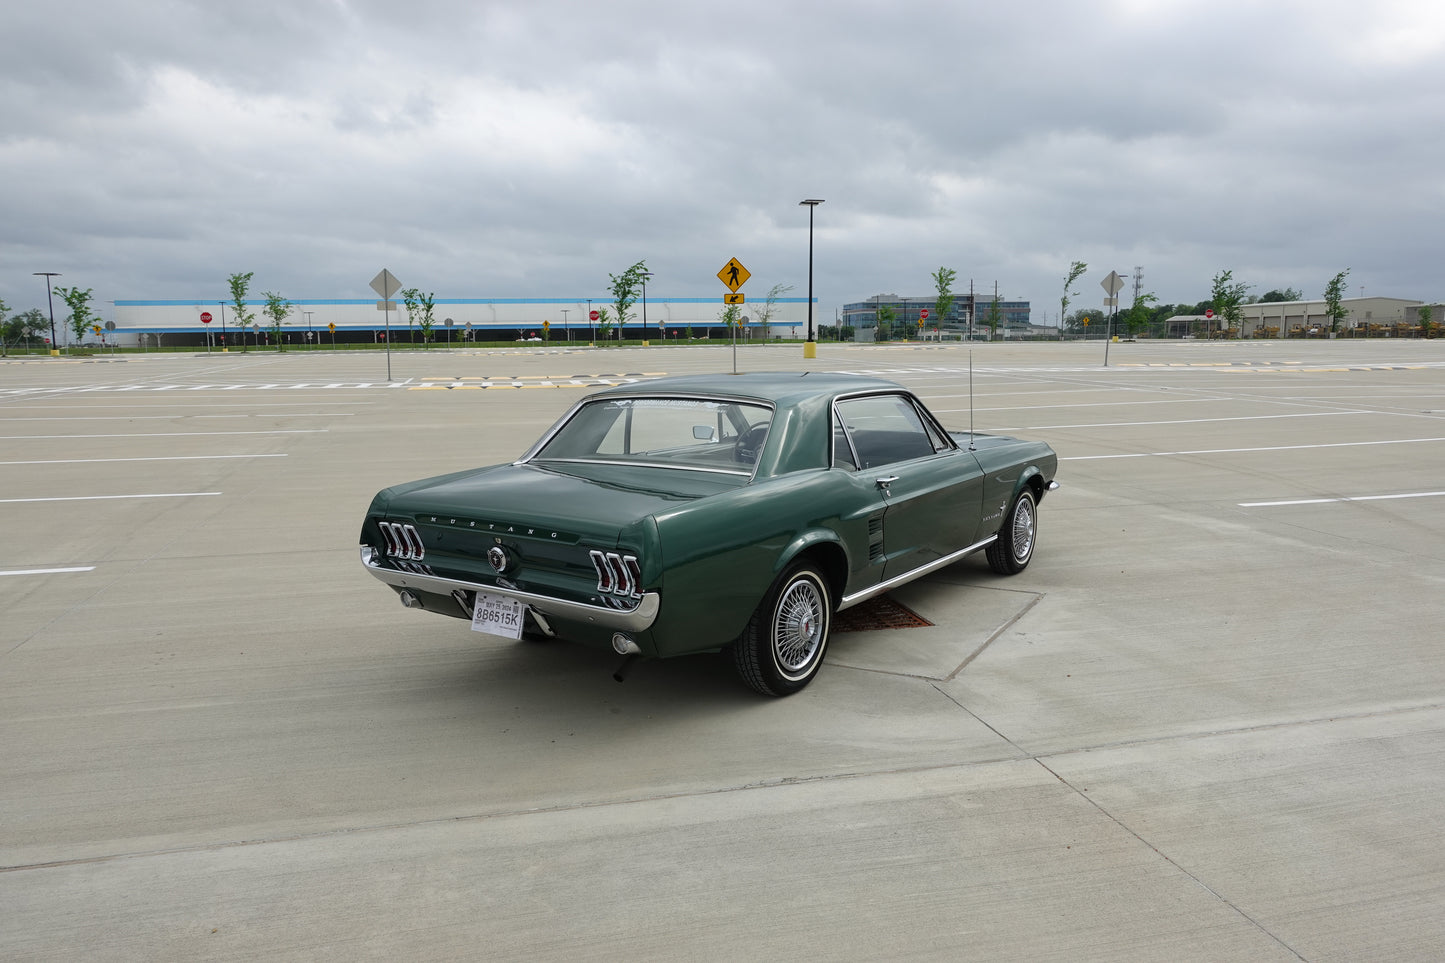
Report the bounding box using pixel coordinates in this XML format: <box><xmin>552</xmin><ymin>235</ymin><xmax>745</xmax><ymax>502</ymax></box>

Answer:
<box><xmin>1205</xmin><ymin>309</ymin><xmax>1215</xmax><ymax>319</ymax></box>
<box><xmin>200</xmin><ymin>312</ymin><xmax>213</xmax><ymax>324</ymax></box>
<box><xmin>920</xmin><ymin>309</ymin><xmax>930</xmax><ymax>320</ymax></box>
<box><xmin>589</xmin><ymin>310</ymin><xmax>600</xmax><ymax>321</ymax></box>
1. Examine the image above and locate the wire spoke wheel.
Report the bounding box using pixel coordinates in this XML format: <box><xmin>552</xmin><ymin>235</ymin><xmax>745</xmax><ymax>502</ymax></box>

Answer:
<box><xmin>773</xmin><ymin>577</ymin><xmax>826</xmax><ymax>676</ymax></box>
<box><xmin>1010</xmin><ymin>494</ymin><xmax>1036</xmax><ymax>563</ymax></box>
<box><xmin>732</xmin><ymin>562</ymin><xmax>832</xmax><ymax>696</ymax></box>
<box><xmin>986</xmin><ymin>489</ymin><xmax>1038</xmax><ymax>575</ymax></box>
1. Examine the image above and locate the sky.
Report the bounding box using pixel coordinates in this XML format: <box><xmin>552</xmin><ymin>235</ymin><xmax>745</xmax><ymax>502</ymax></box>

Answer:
<box><xmin>3</xmin><ymin>0</ymin><xmax>1443</xmax><ymax>327</ymax></box>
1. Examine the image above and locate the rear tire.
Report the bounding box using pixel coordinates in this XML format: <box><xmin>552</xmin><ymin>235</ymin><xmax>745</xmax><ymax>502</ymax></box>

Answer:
<box><xmin>732</xmin><ymin>562</ymin><xmax>832</xmax><ymax>696</ymax></box>
<box><xmin>986</xmin><ymin>489</ymin><xmax>1037</xmax><ymax>575</ymax></box>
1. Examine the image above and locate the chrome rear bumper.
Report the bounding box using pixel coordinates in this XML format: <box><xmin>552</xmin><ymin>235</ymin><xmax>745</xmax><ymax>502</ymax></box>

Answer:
<box><xmin>361</xmin><ymin>549</ymin><xmax>660</xmax><ymax>632</ymax></box>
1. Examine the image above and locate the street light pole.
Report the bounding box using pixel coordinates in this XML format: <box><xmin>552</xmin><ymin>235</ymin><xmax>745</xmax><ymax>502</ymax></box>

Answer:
<box><xmin>33</xmin><ymin>272</ymin><xmax>61</xmax><ymax>355</ymax></box>
<box><xmin>799</xmin><ymin>199</ymin><xmax>824</xmax><ymax>358</ymax></box>
<box><xmin>639</xmin><ymin>271</ymin><xmax>653</xmax><ymax>343</ymax></box>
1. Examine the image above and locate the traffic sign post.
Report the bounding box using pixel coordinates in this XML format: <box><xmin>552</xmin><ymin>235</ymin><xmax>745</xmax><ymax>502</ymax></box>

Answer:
<box><xmin>370</xmin><ymin>269</ymin><xmax>402</xmax><ymax>380</ymax></box>
<box><xmin>1100</xmin><ymin>271</ymin><xmax>1126</xmax><ymax>366</ymax></box>
<box><xmin>718</xmin><ymin>258</ymin><xmax>751</xmax><ymax>369</ymax></box>
<box><xmin>717</xmin><ymin>257</ymin><xmax>750</xmax><ymax>292</ymax></box>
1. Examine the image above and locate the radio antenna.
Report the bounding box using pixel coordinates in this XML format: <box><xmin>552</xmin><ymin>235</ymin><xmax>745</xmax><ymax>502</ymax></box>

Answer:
<box><xmin>968</xmin><ymin>350</ymin><xmax>976</xmax><ymax>451</ymax></box>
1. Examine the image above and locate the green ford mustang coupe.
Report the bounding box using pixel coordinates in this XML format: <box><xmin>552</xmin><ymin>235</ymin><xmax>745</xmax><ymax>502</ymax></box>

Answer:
<box><xmin>360</xmin><ymin>372</ymin><xmax>1058</xmax><ymax>695</ymax></box>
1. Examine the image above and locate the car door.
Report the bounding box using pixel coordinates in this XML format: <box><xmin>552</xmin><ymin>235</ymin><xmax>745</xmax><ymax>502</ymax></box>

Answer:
<box><xmin>835</xmin><ymin>393</ymin><xmax>985</xmax><ymax>580</ymax></box>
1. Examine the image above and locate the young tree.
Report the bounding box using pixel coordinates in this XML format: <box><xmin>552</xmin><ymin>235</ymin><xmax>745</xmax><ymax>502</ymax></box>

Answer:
<box><xmin>932</xmin><ymin>267</ymin><xmax>957</xmax><ymax>327</ymax></box>
<box><xmin>228</xmin><ymin>272</ymin><xmax>256</xmax><ymax>351</ymax></box>
<box><xmin>608</xmin><ymin>260</ymin><xmax>648</xmax><ymax>335</ymax></box>
<box><xmin>2</xmin><ymin>308</ymin><xmax>45</xmax><ymax>354</ymax></box>
<box><xmin>985</xmin><ymin>296</ymin><xmax>1003</xmax><ymax>340</ymax></box>
<box><xmin>1258</xmin><ymin>287</ymin><xmax>1303</xmax><ymax>303</ymax></box>
<box><xmin>1061</xmin><ymin>261</ymin><xmax>1087</xmax><ymax>337</ymax></box>
<box><xmin>875</xmin><ymin>304</ymin><xmax>897</xmax><ymax>342</ymax></box>
<box><xmin>751</xmin><ymin>282</ymin><xmax>793</xmax><ymax>339</ymax></box>
<box><xmin>1419</xmin><ymin>304</ymin><xmax>1435</xmax><ymax>338</ymax></box>
<box><xmin>594</xmin><ymin>306</ymin><xmax>613</xmax><ymax>342</ymax></box>
<box><xmin>261</xmin><ymin>291</ymin><xmax>292</xmax><ymax>350</ymax></box>
<box><xmin>1210</xmin><ymin>269</ymin><xmax>1250</xmax><ymax>336</ymax></box>
<box><xmin>401</xmin><ymin>288</ymin><xmax>437</xmax><ymax>345</ymax></box>
<box><xmin>718</xmin><ymin>302</ymin><xmax>741</xmax><ymax>335</ymax></box>
<box><xmin>1123</xmin><ymin>292</ymin><xmax>1159</xmax><ymax>337</ymax></box>
<box><xmin>1323</xmin><ymin>269</ymin><xmax>1350</xmax><ymax>334</ymax></box>
<box><xmin>54</xmin><ymin>286</ymin><xmax>96</xmax><ymax>349</ymax></box>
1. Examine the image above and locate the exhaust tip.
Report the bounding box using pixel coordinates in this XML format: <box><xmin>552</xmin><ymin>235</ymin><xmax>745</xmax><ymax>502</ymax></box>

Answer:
<box><xmin>399</xmin><ymin>590</ymin><xmax>423</xmax><ymax>609</ymax></box>
<box><xmin>611</xmin><ymin>633</ymin><xmax>641</xmax><ymax>655</ymax></box>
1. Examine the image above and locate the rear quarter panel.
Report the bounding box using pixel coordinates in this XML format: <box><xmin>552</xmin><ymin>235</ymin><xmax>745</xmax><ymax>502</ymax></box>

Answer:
<box><xmin>647</xmin><ymin>469</ymin><xmax>876</xmax><ymax>656</ymax></box>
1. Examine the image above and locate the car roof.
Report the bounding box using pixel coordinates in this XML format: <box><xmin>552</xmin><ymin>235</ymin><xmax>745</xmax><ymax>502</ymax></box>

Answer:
<box><xmin>592</xmin><ymin>371</ymin><xmax>905</xmax><ymax>407</ymax></box>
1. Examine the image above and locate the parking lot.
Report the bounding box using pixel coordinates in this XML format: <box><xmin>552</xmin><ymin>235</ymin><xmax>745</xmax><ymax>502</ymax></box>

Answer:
<box><xmin>3</xmin><ymin>339</ymin><xmax>1444</xmax><ymax>960</ymax></box>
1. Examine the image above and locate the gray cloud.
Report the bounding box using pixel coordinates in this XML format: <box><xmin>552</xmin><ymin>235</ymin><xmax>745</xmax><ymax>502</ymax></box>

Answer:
<box><xmin>3</xmin><ymin>0</ymin><xmax>1442</xmax><ymax>321</ymax></box>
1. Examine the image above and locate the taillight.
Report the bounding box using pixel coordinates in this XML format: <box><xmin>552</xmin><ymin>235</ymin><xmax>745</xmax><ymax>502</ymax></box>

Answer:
<box><xmin>379</xmin><ymin>521</ymin><xmax>424</xmax><ymax>560</ymax></box>
<box><xmin>591</xmin><ymin>550</ymin><xmax>642</xmax><ymax>599</ymax></box>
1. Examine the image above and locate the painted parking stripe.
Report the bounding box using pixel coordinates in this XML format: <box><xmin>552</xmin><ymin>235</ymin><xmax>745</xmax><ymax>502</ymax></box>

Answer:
<box><xmin>0</xmin><ymin>454</ymin><xmax>287</xmax><ymax>466</ymax></box>
<box><xmin>0</xmin><ymin>429</ymin><xmax>326</xmax><ymax>440</ymax></box>
<box><xmin>1239</xmin><ymin>491</ymin><xmax>1445</xmax><ymax>507</ymax></box>
<box><xmin>1062</xmin><ymin>437</ymin><xmax>1445</xmax><ymax>461</ymax></box>
<box><xmin>0</xmin><ymin>492</ymin><xmax>221</xmax><ymax>503</ymax></box>
<box><xmin>0</xmin><ymin>566</ymin><xmax>96</xmax><ymax>577</ymax></box>
<box><xmin>990</xmin><ymin>411</ymin><xmax>1368</xmax><ymax>432</ymax></box>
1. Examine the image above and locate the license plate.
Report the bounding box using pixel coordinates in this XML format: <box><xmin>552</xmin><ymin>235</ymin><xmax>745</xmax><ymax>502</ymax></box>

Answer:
<box><xmin>470</xmin><ymin>591</ymin><xmax>526</xmax><ymax>640</ymax></box>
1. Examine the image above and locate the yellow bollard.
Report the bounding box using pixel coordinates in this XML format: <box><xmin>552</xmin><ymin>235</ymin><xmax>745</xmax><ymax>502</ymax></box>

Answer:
<box><xmin>803</xmin><ymin>342</ymin><xmax>817</xmax><ymax>359</ymax></box>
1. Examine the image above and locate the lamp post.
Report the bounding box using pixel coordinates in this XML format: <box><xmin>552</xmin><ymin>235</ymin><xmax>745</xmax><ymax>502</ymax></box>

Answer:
<box><xmin>561</xmin><ymin>308</ymin><xmax>569</xmax><ymax>342</ymax></box>
<box><xmin>639</xmin><ymin>271</ymin><xmax>653</xmax><ymax>343</ymax></box>
<box><xmin>33</xmin><ymin>272</ymin><xmax>60</xmax><ymax>355</ymax></box>
<box><xmin>799</xmin><ymin>199</ymin><xmax>824</xmax><ymax>358</ymax></box>
<box><xmin>586</xmin><ymin>299</ymin><xmax>593</xmax><ymax>342</ymax></box>
<box><xmin>304</xmin><ymin>310</ymin><xmax>314</xmax><ymax>349</ymax></box>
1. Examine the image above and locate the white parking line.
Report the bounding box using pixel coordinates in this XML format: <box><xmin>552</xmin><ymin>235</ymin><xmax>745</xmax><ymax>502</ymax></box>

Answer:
<box><xmin>1240</xmin><ymin>491</ymin><xmax>1445</xmax><ymax>507</ymax></box>
<box><xmin>0</xmin><ymin>430</ymin><xmax>326</xmax><ymax>440</ymax></box>
<box><xmin>0</xmin><ymin>493</ymin><xmax>221</xmax><ymax>503</ymax></box>
<box><xmin>0</xmin><ymin>455</ymin><xmax>287</xmax><ymax>466</ymax></box>
<box><xmin>1062</xmin><ymin>437</ymin><xmax>1445</xmax><ymax>461</ymax></box>
<box><xmin>0</xmin><ymin>566</ymin><xmax>96</xmax><ymax>577</ymax></box>
<box><xmin>0</xmin><ymin>413</ymin><xmax>350</xmax><ymax>421</ymax></box>
<box><xmin>990</xmin><ymin>411</ymin><xmax>1368</xmax><ymax>432</ymax></box>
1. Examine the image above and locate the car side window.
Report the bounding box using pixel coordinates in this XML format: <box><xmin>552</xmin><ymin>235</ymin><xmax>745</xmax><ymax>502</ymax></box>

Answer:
<box><xmin>835</xmin><ymin>395</ymin><xmax>941</xmax><ymax>469</ymax></box>
<box><xmin>832</xmin><ymin>412</ymin><xmax>858</xmax><ymax>470</ymax></box>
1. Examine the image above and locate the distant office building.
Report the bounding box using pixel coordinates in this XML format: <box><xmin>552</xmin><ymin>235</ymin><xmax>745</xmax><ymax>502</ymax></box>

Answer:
<box><xmin>841</xmin><ymin>293</ymin><xmax>1034</xmax><ymax>340</ymax></box>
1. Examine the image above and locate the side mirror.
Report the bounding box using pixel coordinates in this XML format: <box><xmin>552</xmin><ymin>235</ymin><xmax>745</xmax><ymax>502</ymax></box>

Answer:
<box><xmin>692</xmin><ymin>425</ymin><xmax>716</xmax><ymax>441</ymax></box>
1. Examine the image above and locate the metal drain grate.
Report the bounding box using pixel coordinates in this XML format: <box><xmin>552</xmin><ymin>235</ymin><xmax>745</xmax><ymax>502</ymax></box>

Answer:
<box><xmin>833</xmin><ymin>595</ymin><xmax>933</xmax><ymax>633</ymax></box>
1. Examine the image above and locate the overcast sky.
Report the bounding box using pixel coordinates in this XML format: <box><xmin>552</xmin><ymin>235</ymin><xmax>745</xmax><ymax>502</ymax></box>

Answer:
<box><xmin>3</xmin><ymin>0</ymin><xmax>1442</xmax><ymax>325</ymax></box>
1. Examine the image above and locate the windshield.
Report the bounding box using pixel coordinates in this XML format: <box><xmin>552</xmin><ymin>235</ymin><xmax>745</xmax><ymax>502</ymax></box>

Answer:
<box><xmin>532</xmin><ymin>397</ymin><xmax>774</xmax><ymax>474</ymax></box>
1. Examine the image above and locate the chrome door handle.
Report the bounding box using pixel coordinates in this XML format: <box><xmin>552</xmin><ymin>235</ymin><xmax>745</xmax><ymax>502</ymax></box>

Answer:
<box><xmin>875</xmin><ymin>475</ymin><xmax>899</xmax><ymax>492</ymax></box>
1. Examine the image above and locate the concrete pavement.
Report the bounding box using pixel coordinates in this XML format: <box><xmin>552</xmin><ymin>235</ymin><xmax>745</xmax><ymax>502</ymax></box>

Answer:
<box><xmin>3</xmin><ymin>339</ymin><xmax>1443</xmax><ymax>960</ymax></box>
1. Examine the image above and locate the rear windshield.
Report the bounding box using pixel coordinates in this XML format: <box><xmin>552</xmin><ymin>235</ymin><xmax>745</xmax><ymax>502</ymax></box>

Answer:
<box><xmin>532</xmin><ymin>398</ymin><xmax>774</xmax><ymax>474</ymax></box>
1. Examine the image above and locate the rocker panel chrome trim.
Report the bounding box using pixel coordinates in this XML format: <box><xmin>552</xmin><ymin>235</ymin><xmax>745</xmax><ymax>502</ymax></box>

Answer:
<box><xmin>837</xmin><ymin>535</ymin><xmax>998</xmax><ymax>611</ymax></box>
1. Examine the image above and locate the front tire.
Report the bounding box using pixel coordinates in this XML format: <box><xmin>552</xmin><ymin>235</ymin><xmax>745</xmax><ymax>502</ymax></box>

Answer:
<box><xmin>986</xmin><ymin>489</ymin><xmax>1037</xmax><ymax>575</ymax></box>
<box><xmin>732</xmin><ymin>562</ymin><xmax>832</xmax><ymax>696</ymax></box>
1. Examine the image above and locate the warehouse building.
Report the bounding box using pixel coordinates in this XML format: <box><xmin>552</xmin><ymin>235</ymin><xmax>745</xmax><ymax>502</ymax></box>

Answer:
<box><xmin>103</xmin><ymin>296</ymin><xmax>812</xmax><ymax>348</ymax></box>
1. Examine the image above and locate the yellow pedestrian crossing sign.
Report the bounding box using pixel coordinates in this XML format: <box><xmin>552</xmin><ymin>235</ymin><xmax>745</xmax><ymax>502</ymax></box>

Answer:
<box><xmin>717</xmin><ymin>257</ymin><xmax>750</xmax><ymax>293</ymax></box>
